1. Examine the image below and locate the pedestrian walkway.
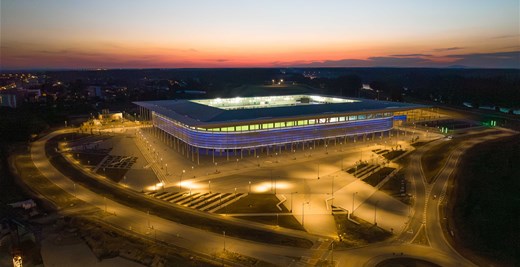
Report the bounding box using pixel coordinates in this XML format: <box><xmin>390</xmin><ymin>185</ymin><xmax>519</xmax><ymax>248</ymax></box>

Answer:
<box><xmin>145</xmin><ymin>191</ymin><xmax>248</xmax><ymax>213</ymax></box>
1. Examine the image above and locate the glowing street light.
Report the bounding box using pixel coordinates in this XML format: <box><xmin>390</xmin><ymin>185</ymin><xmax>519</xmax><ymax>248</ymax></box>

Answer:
<box><xmin>179</xmin><ymin>170</ymin><xmax>185</xmax><ymax>191</ymax></box>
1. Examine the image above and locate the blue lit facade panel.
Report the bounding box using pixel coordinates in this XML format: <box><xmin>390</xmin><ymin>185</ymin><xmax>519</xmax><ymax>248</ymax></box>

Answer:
<box><xmin>152</xmin><ymin>113</ymin><xmax>393</xmax><ymax>150</ymax></box>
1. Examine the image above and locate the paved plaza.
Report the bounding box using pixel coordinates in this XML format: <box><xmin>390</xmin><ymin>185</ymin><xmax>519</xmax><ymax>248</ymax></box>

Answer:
<box><xmin>106</xmin><ymin>125</ymin><xmax>441</xmax><ymax>238</ymax></box>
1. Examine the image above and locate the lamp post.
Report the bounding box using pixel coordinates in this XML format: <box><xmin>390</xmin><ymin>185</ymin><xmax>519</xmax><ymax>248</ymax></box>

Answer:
<box><xmin>179</xmin><ymin>170</ymin><xmax>185</xmax><ymax>191</ymax></box>
<box><xmin>235</xmin><ymin>158</ymin><xmax>239</xmax><ymax>170</ymax></box>
<box><xmin>302</xmin><ymin>202</ymin><xmax>309</xmax><ymax>227</ymax></box>
<box><xmin>317</xmin><ymin>163</ymin><xmax>320</xmax><ymax>180</ymax></box>
<box><xmin>223</xmin><ymin>231</ymin><xmax>226</xmax><ymax>251</ymax></box>
<box><xmin>208</xmin><ymin>180</ymin><xmax>211</xmax><ymax>193</ymax></box>
<box><xmin>374</xmin><ymin>201</ymin><xmax>379</xmax><ymax>226</ymax></box>
<box><xmin>352</xmin><ymin>192</ymin><xmax>358</xmax><ymax>216</ymax></box>
<box><xmin>256</xmin><ymin>155</ymin><xmax>260</xmax><ymax>167</ymax></box>
<box><xmin>189</xmin><ymin>187</ymin><xmax>193</xmax><ymax>205</ymax></box>
<box><xmin>248</xmin><ymin>181</ymin><xmax>251</xmax><ymax>193</ymax></box>
<box><xmin>165</xmin><ymin>163</ymin><xmax>168</xmax><ymax>175</ymax></box>
<box><xmin>214</xmin><ymin>162</ymin><xmax>218</xmax><ymax>173</ymax></box>
<box><xmin>331</xmin><ymin>175</ymin><xmax>335</xmax><ymax>211</ymax></box>
<box><xmin>290</xmin><ymin>191</ymin><xmax>298</xmax><ymax>212</ymax></box>
<box><xmin>160</xmin><ymin>157</ymin><xmax>163</xmax><ymax>169</ymax></box>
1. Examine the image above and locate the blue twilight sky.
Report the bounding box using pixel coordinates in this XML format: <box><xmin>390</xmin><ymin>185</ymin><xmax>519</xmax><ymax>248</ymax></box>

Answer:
<box><xmin>1</xmin><ymin>0</ymin><xmax>519</xmax><ymax>69</ymax></box>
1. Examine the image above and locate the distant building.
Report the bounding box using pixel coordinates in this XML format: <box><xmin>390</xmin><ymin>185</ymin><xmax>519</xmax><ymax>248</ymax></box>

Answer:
<box><xmin>0</xmin><ymin>90</ymin><xmax>21</xmax><ymax>108</ymax></box>
<box><xmin>86</xmin><ymin>86</ymin><xmax>103</xmax><ymax>98</ymax></box>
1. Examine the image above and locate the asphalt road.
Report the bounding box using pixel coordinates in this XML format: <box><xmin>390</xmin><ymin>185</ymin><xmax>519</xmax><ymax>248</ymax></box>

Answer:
<box><xmin>27</xmin><ymin>127</ymin><xmax>516</xmax><ymax>266</ymax></box>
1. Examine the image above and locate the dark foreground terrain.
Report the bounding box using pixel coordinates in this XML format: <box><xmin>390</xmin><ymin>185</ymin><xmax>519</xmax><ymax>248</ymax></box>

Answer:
<box><xmin>450</xmin><ymin>133</ymin><xmax>520</xmax><ymax>266</ymax></box>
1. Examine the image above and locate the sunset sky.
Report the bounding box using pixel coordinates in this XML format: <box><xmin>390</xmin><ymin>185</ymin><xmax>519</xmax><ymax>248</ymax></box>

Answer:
<box><xmin>1</xmin><ymin>0</ymin><xmax>519</xmax><ymax>69</ymax></box>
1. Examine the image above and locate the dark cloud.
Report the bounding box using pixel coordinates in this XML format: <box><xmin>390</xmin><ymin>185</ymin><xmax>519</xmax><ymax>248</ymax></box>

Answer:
<box><xmin>433</xmin><ymin>47</ymin><xmax>464</xmax><ymax>52</ymax></box>
<box><xmin>290</xmin><ymin>51</ymin><xmax>520</xmax><ymax>68</ymax></box>
<box><xmin>293</xmin><ymin>56</ymin><xmax>434</xmax><ymax>68</ymax></box>
<box><xmin>390</xmin><ymin>53</ymin><xmax>432</xmax><ymax>57</ymax></box>
<box><xmin>446</xmin><ymin>51</ymin><xmax>520</xmax><ymax>68</ymax></box>
<box><xmin>491</xmin><ymin>34</ymin><xmax>519</xmax><ymax>39</ymax></box>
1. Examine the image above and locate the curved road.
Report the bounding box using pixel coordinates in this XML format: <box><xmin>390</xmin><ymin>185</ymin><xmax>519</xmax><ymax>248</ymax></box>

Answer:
<box><xmin>28</xmin><ymin>127</ymin><xmax>515</xmax><ymax>266</ymax></box>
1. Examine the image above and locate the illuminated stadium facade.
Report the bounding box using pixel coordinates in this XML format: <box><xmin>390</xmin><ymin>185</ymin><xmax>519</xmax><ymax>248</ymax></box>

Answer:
<box><xmin>134</xmin><ymin>95</ymin><xmax>425</xmax><ymax>161</ymax></box>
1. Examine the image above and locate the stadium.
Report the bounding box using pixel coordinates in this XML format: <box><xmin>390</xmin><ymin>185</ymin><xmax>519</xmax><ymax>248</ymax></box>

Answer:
<box><xmin>134</xmin><ymin>95</ymin><xmax>425</xmax><ymax>162</ymax></box>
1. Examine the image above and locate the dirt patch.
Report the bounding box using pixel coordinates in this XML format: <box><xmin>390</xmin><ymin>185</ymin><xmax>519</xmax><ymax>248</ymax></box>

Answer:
<box><xmin>334</xmin><ymin>214</ymin><xmax>392</xmax><ymax>247</ymax></box>
<box><xmin>380</xmin><ymin>169</ymin><xmax>412</xmax><ymax>205</ymax></box>
<box><xmin>363</xmin><ymin>167</ymin><xmax>396</xmax><ymax>187</ymax></box>
<box><xmin>382</xmin><ymin>150</ymin><xmax>406</xmax><ymax>161</ymax></box>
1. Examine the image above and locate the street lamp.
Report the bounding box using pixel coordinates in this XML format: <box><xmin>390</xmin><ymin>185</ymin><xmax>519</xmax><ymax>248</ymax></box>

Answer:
<box><xmin>223</xmin><ymin>231</ymin><xmax>226</xmax><ymax>251</ymax></box>
<box><xmin>248</xmin><ymin>181</ymin><xmax>251</xmax><ymax>193</ymax></box>
<box><xmin>352</xmin><ymin>192</ymin><xmax>358</xmax><ymax>216</ymax></box>
<box><xmin>179</xmin><ymin>170</ymin><xmax>185</xmax><ymax>191</ymax></box>
<box><xmin>147</xmin><ymin>210</ymin><xmax>150</xmax><ymax>228</ymax></box>
<box><xmin>235</xmin><ymin>158</ymin><xmax>239</xmax><ymax>170</ymax></box>
<box><xmin>301</xmin><ymin>202</ymin><xmax>309</xmax><ymax>227</ymax></box>
<box><xmin>214</xmin><ymin>162</ymin><xmax>218</xmax><ymax>173</ymax></box>
<box><xmin>317</xmin><ymin>163</ymin><xmax>320</xmax><ymax>180</ymax></box>
<box><xmin>256</xmin><ymin>155</ymin><xmax>260</xmax><ymax>167</ymax></box>
<box><xmin>374</xmin><ymin>201</ymin><xmax>379</xmax><ymax>226</ymax></box>
<box><xmin>290</xmin><ymin>191</ymin><xmax>298</xmax><ymax>212</ymax></box>
<box><xmin>165</xmin><ymin>163</ymin><xmax>168</xmax><ymax>175</ymax></box>
<box><xmin>208</xmin><ymin>180</ymin><xmax>211</xmax><ymax>193</ymax></box>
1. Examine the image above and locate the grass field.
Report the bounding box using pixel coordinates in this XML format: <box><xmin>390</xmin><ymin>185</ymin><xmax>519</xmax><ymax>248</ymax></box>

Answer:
<box><xmin>375</xmin><ymin>257</ymin><xmax>440</xmax><ymax>267</ymax></box>
<box><xmin>334</xmin><ymin>214</ymin><xmax>392</xmax><ymax>247</ymax></box>
<box><xmin>450</xmin><ymin>134</ymin><xmax>520</xmax><ymax>266</ymax></box>
<box><xmin>363</xmin><ymin>167</ymin><xmax>395</xmax><ymax>187</ymax></box>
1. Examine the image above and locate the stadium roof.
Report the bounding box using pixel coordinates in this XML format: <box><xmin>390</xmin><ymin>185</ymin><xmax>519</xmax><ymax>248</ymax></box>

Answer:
<box><xmin>134</xmin><ymin>95</ymin><xmax>426</xmax><ymax>127</ymax></box>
